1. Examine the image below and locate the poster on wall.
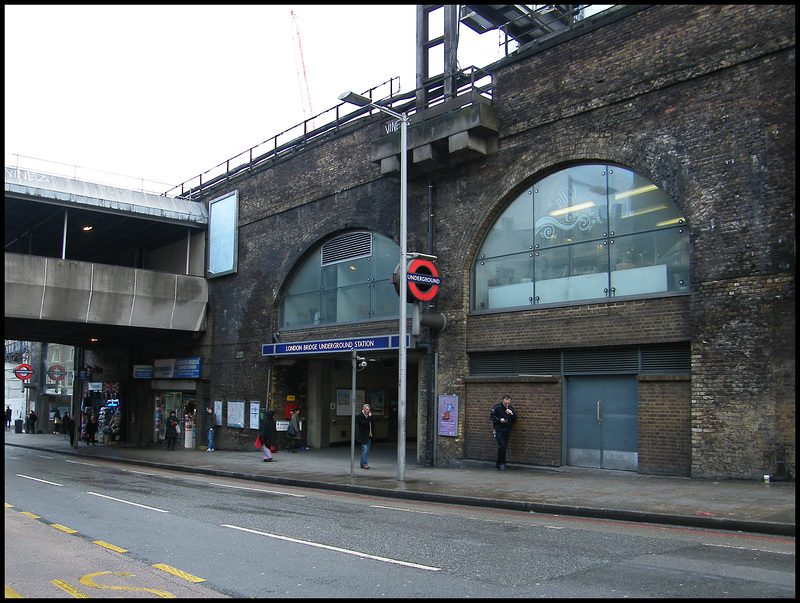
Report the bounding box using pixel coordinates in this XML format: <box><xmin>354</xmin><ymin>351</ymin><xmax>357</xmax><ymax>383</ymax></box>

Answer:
<box><xmin>370</xmin><ymin>389</ymin><xmax>385</xmax><ymax>416</ymax></box>
<box><xmin>336</xmin><ymin>389</ymin><xmax>365</xmax><ymax>417</ymax></box>
<box><xmin>227</xmin><ymin>400</ymin><xmax>245</xmax><ymax>428</ymax></box>
<box><xmin>249</xmin><ymin>401</ymin><xmax>260</xmax><ymax>430</ymax></box>
<box><xmin>438</xmin><ymin>395</ymin><xmax>458</xmax><ymax>437</ymax></box>
<box><xmin>214</xmin><ymin>400</ymin><xmax>223</xmax><ymax>425</ymax></box>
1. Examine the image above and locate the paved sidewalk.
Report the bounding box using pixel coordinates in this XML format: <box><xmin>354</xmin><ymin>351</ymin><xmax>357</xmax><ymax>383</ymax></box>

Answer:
<box><xmin>4</xmin><ymin>430</ymin><xmax>794</xmax><ymax>537</ymax></box>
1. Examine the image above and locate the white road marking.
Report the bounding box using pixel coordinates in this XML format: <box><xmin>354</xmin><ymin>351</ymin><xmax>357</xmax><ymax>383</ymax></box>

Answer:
<box><xmin>370</xmin><ymin>504</ymin><xmax>436</xmax><ymax>515</ymax></box>
<box><xmin>87</xmin><ymin>491</ymin><xmax>169</xmax><ymax>513</ymax></box>
<box><xmin>222</xmin><ymin>524</ymin><xmax>441</xmax><ymax>571</ymax></box>
<box><xmin>16</xmin><ymin>474</ymin><xmax>62</xmax><ymax>486</ymax></box>
<box><xmin>210</xmin><ymin>482</ymin><xmax>305</xmax><ymax>497</ymax></box>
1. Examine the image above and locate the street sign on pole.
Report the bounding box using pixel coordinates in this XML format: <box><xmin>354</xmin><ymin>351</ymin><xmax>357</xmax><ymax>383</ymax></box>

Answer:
<box><xmin>14</xmin><ymin>364</ymin><xmax>34</xmax><ymax>380</ymax></box>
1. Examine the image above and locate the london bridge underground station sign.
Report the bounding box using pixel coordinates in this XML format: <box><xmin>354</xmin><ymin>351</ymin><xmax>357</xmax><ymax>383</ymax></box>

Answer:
<box><xmin>262</xmin><ymin>335</ymin><xmax>410</xmax><ymax>357</ymax></box>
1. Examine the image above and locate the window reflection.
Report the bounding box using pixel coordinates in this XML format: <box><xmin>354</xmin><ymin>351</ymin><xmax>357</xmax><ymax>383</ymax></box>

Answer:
<box><xmin>279</xmin><ymin>232</ymin><xmax>409</xmax><ymax>329</ymax></box>
<box><xmin>473</xmin><ymin>165</ymin><xmax>689</xmax><ymax>310</ymax></box>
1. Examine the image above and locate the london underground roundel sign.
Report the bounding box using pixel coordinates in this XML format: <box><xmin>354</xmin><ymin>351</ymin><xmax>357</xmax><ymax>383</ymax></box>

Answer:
<box><xmin>47</xmin><ymin>364</ymin><xmax>67</xmax><ymax>381</ymax></box>
<box><xmin>14</xmin><ymin>364</ymin><xmax>34</xmax><ymax>380</ymax></box>
<box><xmin>406</xmin><ymin>258</ymin><xmax>441</xmax><ymax>302</ymax></box>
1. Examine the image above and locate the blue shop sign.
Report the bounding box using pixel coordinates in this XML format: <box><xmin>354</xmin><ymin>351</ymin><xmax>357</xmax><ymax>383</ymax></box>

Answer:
<box><xmin>262</xmin><ymin>335</ymin><xmax>409</xmax><ymax>356</ymax></box>
<box><xmin>153</xmin><ymin>357</ymin><xmax>204</xmax><ymax>379</ymax></box>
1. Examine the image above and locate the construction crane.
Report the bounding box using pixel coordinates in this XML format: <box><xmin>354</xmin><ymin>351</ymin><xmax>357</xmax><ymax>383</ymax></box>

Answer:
<box><xmin>290</xmin><ymin>10</ymin><xmax>314</xmax><ymax>128</ymax></box>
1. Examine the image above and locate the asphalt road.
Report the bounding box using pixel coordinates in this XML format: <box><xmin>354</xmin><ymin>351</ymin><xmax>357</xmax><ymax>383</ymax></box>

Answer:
<box><xmin>5</xmin><ymin>446</ymin><xmax>795</xmax><ymax>598</ymax></box>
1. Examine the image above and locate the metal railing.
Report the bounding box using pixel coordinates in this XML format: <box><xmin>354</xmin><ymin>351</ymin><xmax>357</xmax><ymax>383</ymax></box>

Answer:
<box><xmin>4</xmin><ymin>153</ymin><xmax>175</xmax><ymax>197</ymax></box>
<box><xmin>165</xmin><ymin>67</ymin><xmax>493</xmax><ymax>200</ymax></box>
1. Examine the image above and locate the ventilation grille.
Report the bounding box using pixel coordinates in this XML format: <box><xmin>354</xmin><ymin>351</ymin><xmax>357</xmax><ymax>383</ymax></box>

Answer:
<box><xmin>563</xmin><ymin>346</ymin><xmax>639</xmax><ymax>374</ymax></box>
<box><xmin>469</xmin><ymin>350</ymin><xmax>560</xmax><ymax>375</ymax></box>
<box><xmin>322</xmin><ymin>232</ymin><xmax>372</xmax><ymax>266</ymax></box>
<box><xmin>641</xmin><ymin>342</ymin><xmax>691</xmax><ymax>373</ymax></box>
<box><xmin>469</xmin><ymin>343</ymin><xmax>691</xmax><ymax>376</ymax></box>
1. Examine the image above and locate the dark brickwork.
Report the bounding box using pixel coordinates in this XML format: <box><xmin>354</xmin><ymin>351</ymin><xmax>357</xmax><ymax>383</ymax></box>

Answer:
<box><xmin>638</xmin><ymin>375</ymin><xmax>692</xmax><ymax>476</ymax></box>
<box><xmin>190</xmin><ymin>5</ymin><xmax>793</xmax><ymax>479</ymax></box>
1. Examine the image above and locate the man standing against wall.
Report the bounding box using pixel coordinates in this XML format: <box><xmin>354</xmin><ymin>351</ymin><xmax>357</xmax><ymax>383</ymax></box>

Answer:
<box><xmin>490</xmin><ymin>395</ymin><xmax>517</xmax><ymax>470</ymax></box>
<box><xmin>203</xmin><ymin>406</ymin><xmax>217</xmax><ymax>451</ymax></box>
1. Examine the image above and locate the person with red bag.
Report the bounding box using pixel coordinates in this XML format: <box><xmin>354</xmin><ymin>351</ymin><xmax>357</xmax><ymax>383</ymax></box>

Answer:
<box><xmin>257</xmin><ymin>409</ymin><xmax>278</xmax><ymax>462</ymax></box>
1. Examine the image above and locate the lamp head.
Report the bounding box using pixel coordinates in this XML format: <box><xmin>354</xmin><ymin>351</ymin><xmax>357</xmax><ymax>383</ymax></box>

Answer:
<box><xmin>339</xmin><ymin>91</ymin><xmax>372</xmax><ymax>107</ymax></box>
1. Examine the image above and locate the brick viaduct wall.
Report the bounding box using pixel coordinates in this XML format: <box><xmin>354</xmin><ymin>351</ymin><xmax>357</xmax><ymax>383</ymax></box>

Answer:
<box><xmin>198</xmin><ymin>5</ymin><xmax>794</xmax><ymax>478</ymax></box>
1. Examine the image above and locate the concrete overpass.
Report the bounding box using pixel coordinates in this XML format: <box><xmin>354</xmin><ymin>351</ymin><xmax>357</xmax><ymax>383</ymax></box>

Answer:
<box><xmin>5</xmin><ymin>167</ymin><xmax>208</xmax><ymax>346</ymax></box>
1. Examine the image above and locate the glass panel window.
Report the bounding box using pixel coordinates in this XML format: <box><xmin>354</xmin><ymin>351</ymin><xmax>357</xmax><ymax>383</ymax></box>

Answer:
<box><xmin>279</xmin><ymin>291</ymin><xmax>322</xmax><ymax>328</ymax></box>
<box><xmin>535</xmin><ymin>166</ymin><xmax>608</xmax><ymax>249</ymax></box>
<box><xmin>473</xmin><ymin>164</ymin><xmax>689</xmax><ymax>311</ymax></box>
<box><xmin>279</xmin><ymin>232</ymin><xmax>403</xmax><ymax>329</ymax></box>
<box><xmin>287</xmin><ymin>249</ymin><xmax>322</xmax><ymax>295</ymax></box>
<box><xmin>336</xmin><ymin>284</ymin><xmax>372</xmax><ymax>323</ymax></box>
<box><xmin>611</xmin><ymin>230</ymin><xmax>690</xmax><ymax>295</ymax></box>
<box><xmin>481</xmin><ymin>188</ymin><xmax>533</xmax><ymax>257</ymax></box>
<box><xmin>372</xmin><ymin>280</ymin><xmax>407</xmax><ymax>320</ymax></box>
<box><xmin>534</xmin><ymin>241</ymin><xmax>609</xmax><ymax>304</ymax></box>
<box><xmin>608</xmin><ymin>168</ymin><xmax>684</xmax><ymax>236</ymax></box>
<box><xmin>474</xmin><ymin>253</ymin><xmax>534</xmax><ymax>310</ymax></box>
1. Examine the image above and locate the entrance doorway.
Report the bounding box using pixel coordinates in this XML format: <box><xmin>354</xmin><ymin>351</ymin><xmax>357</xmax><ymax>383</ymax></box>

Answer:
<box><xmin>565</xmin><ymin>375</ymin><xmax>638</xmax><ymax>471</ymax></box>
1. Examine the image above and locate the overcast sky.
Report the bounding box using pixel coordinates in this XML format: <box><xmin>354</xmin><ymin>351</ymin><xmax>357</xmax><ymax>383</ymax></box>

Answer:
<box><xmin>5</xmin><ymin>5</ymin><xmax>506</xmax><ymax>194</ymax></box>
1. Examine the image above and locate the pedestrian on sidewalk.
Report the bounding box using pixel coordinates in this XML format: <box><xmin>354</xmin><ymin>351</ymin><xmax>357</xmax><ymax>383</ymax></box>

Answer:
<box><xmin>165</xmin><ymin>410</ymin><xmax>180</xmax><ymax>451</ymax></box>
<box><xmin>64</xmin><ymin>412</ymin><xmax>75</xmax><ymax>446</ymax></box>
<box><xmin>83</xmin><ymin>415</ymin><xmax>98</xmax><ymax>445</ymax></box>
<box><xmin>259</xmin><ymin>409</ymin><xmax>277</xmax><ymax>462</ymax></box>
<box><xmin>27</xmin><ymin>410</ymin><xmax>38</xmax><ymax>434</ymax></box>
<box><xmin>355</xmin><ymin>403</ymin><xmax>374</xmax><ymax>469</ymax></box>
<box><xmin>6</xmin><ymin>405</ymin><xmax>12</xmax><ymax>430</ymax></box>
<box><xmin>287</xmin><ymin>407</ymin><xmax>302</xmax><ymax>453</ymax></box>
<box><xmin>53</xmin><ymin>408</ymin><xmax>62</xmax><ymax>434</ymax></box>
<box><xmin>203</xmin><ymin>406</ymin><xmax>217</xmax><ymax>451</ymax></box>
<box><xmin>490</xmin><ymin>394</ymin><xmax>517</xmax><ymax>470</ymax></box>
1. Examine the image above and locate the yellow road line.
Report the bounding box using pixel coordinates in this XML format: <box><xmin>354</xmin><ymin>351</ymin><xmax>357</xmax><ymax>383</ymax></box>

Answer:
<box><xmin>5</xmin><ymin>502</ymin><xmax>14</xmax><ymax>508</ymax></box>
<box><xmin>51</xmin><ymin>523</ymin><xmax>78</xmax><ymax>534</ymax></box>
<box><xmin>152</xmin><ymin>563</ymin><xmax>206</xmax><ymax>583</ymax></box>
<box><xmin>51</xmin><ymin>579</ymin><xmax>90</xmax><ymax>598</ymax></box>
<box><xmin>20</xmin><ymin>511</ymin><xmax>39</xmax><ymax>518</ymax></box>
<box><xmin>93</xmin><ymin>540</ymin><xmax>129</xmax><ymax>553</ymax></box>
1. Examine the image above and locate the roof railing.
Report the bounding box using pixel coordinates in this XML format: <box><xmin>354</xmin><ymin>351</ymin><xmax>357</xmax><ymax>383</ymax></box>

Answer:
<box><xmin>166</xmin><ymin>67</ymin><xmax>493</xmax><ymax>200</ymax></box>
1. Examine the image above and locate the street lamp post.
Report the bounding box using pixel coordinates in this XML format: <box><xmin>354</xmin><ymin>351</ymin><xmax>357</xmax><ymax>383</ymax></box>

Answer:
<box><xmin>339</xmin><ymin>91</ymin><xmax>409</xmax><ymax>481</ymax></box>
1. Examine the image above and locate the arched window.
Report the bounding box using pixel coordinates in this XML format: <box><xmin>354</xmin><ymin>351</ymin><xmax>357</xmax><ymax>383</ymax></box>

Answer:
<box><xmin>472</xmin><ymin>165</ymin><xmax>689</xmax><ymax>311</ymax></box>
<box><xmin>279</xmin><ymin>231</ymin><xmax>408</xmax><ymax>329</ymax></box>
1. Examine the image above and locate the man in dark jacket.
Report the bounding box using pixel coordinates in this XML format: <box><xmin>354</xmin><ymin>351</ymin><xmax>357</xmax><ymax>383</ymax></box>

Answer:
<box><xmin>490</xmin><ymin>395</ymin><xmax>517</xmax><ymax>470</ymax></box>
<box><xmin>355</xmin><ymin>403</ymin><xmax>374</xmax><ymax>469</ymax></box>
<box><xmin>203</xmin><ymin>406</ymin><xmax>217</xmax><ymax>451</ymax></box>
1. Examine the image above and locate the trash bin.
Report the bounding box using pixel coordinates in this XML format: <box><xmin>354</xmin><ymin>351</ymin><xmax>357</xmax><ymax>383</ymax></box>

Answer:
<box><xmin>184</xmin><ymin>423</ymin><xmax>195</xmax><ymax>448</ymax></box>
<box><xmin>15</xmin><ymin>419</ymin><xmax>23</xmax><ymax>434</ymax></box>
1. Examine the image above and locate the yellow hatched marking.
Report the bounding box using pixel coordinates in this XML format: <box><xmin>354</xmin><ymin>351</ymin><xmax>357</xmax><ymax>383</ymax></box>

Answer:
<box><xmin>152</xmin><ymin>563</ymin><xmax>206</xmax><ymax>583</ymax></box>
<box><xmin>51</xmin><ymin>523</ymin><xmax>78</xmax><ymax>534</ymax></box>
<box><xmin>20</xmin><ymin>511</ymin><xmax>40</xmax><ymax>518</ymax></box>
<box><xmin>51</xmin><ymin>579</ymin><xmax>90</xmax><ymax>598</ymax></box>
<box><xmin>93</xmin><ymin>540</ymin><xmax>129</xmax><ymax>553</ymax></box>
<box><xmin>4</xmin><ymin>585</ymin><xmax>24</xmax><ymax>598</ymax></box>
<box><xmin>80</xmin><ymin>571</ymin><xmax>174</xmax><ymax>598</ymax></box>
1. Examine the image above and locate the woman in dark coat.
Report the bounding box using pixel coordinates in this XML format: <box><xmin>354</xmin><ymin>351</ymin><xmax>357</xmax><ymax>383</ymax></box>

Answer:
<box><xmin>259</xmin><ymin>410</ymin><xmax>277</xmax><ymax>462</ymax></box>
<box><xmin>83</xmin><ymin>415</ymin><xmax>98</xmax><ymax>445</ymax></box>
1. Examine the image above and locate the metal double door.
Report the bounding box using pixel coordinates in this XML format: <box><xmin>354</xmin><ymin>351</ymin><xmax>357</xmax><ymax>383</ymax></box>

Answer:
<box><xmin>565</xmin><ymin>375</ymin><xmax>638</xmax><ymax>471</ymax></box>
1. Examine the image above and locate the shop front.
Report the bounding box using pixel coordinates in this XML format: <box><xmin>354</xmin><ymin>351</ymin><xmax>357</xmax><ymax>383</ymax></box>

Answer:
<box><xmin>149</xmin><ymin>357</ymin><xmax>204</xmax><ymax>448</ymax></box>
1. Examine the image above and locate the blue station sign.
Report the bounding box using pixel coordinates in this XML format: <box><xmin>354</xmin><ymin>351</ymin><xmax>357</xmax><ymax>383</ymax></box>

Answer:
<box><xmin>262</xmin><ymin>335</ymin><xmax>410</xmax><ymax>357</ymax></box>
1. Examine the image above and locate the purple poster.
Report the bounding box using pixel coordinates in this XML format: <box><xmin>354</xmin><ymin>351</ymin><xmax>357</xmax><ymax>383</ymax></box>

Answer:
<box><xmin>438</xmin><ymin>395</ymin><xmax>458</xmax><ymax>437</ymax></box>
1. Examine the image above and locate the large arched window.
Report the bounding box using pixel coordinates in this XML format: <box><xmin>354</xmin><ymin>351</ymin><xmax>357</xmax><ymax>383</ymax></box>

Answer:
<box><xmin>279</xmin><ymin>231</ymin><xmax>408</xmax><ymax>329</ymax></box>
<box><xmin>472</xmin><ymin>164</ymin><xmax>689</xmax><ymax>311</ymax></box>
